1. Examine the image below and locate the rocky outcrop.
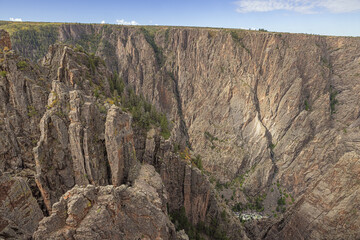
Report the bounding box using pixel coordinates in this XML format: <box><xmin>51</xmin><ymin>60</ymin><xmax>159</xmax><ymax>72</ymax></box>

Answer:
<box><xmin>0</xmin><ymin>171</ymin><xmax>43</xmax><ymax>239</ymax></box>
<box><xmin>90</xmin><ymin>27</ymin><xmax>360</xmax><ymax>239</ymax></box>
<box><xmin>264</xmin><ymin>151</ymin><xmax>360</xmax><ymax>240</ymax></box>
<box><xmin>0</xmin><ymin>47</ymin><xmax>49</xmax><ymax>173</ymax></box>
<box><xmin>1</xmin><ymin>22</ymin><xmax>360</xmax><ymax>239</ymax></box>
<box><xmin>68</xmin><ymin>89</ymin><xmax>110</xmax><ymax>186</ymax></box>
<box><xmin>0</xmin><ymin>30</ymin><xmax>11</xmax><ymax>50</ymax></box>
<box><xmin>52</xmin><ymin>25</ymin><xmax>360</xmax><ymax>239</ymax></box>
<box><xmin>33</xmin><ymin>45</ymin><xmax>115</xmax><ymax>212</ymax></box>
<box><xmin>34</xmin><ymin>44</ymin><xmax>143</xmax><ymax>214</ymax></box>
<box><xmin>33</xmin><ymin>81</ymin><xmax>76</xmax><ymax>212</ymax></box>
<box><xmin>137</xmin><ymin>132</ymin><xmax>247</xmax><ymax>239</ymax></box>
<box><xmin>105</xmin><ymin>105</ymin><xmax>140</xmax><ymax>186</ymax></box>
<box><xmin>33</xmin><ymin>164</ymin><xmax>179</xmax><ymax>240</ymax></box>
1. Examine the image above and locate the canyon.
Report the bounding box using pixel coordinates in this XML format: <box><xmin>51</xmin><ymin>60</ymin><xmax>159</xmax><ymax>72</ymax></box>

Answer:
<box><xmin>0</xmin><ymin>22</ymin><xmax>359</xmax><ymax>239</ymax></box>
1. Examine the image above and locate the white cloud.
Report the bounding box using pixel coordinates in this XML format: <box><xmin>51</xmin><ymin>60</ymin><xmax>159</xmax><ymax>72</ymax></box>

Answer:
<box><xmin>116</xmin><ymin>19</ymin><xmax>139</xmax><ymax>25</ymax></box>
<box><xmin>234</xmin><ymin>0</ymin><xmax>360</xmax><ymax>14</ymax></box>
<box><xmin>9</xmin><ymin>17</ymin><xmax>22</xmax><ymax>22</ymax></box>
<box><xmin>101</xmin><ymin>20</ymin><xmax>106</xmax><ymax>24</ymax></box>
<box><xmin>319</xmin><ymin>0</ymin><xmax>360</xmax><ymax>13</ymax></box>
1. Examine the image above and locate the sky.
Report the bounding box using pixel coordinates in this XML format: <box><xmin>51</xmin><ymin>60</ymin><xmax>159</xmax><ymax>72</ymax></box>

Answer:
<box><xmin>1</xmin><ymin>0</ymin><xmax>360</xmax><ymax>36</ymax></box>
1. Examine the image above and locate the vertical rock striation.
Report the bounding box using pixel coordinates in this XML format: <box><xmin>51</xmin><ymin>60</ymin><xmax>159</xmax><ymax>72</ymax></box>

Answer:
<box><xmin>0</xmin><ymin>172</ymin><xmax>43</xmax><ymax>239</ymax></box>
<box><xmin>105</xmin><ymin>105</ymin><xmax>140</xmax><ymax>186</ymax></box>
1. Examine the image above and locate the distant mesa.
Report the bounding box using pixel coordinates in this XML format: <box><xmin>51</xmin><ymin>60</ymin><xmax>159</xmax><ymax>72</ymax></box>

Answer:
<box><xmin>0</xmin><ymin>30</ymin><xmax>11</xmax><ymax>50</ymax></box>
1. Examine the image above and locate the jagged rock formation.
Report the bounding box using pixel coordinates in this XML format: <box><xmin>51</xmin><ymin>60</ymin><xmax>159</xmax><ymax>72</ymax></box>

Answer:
<box><xmin>33</xmin><ymin>45</ymin><xmax>115</xmax><ymax>213</ymax></box>
<box><xmin>1</xmin><ymin>34</ymin><xmax>233</xmax><ymax>239</ymax></box>
<box><xmin>57</xmin><ymin>26</ymin><xmax>359</xmax><ymax>239</ymax></box>
<box><xmin>61</xmin><ymin>26</ymin><xmax>360</xmax><ymax>239</ymax></box>
<box><xmin>105</xmin><ymin>105</ymin><xmax>140</xmax><ymax>186</ymax></box>
<box><xmin>0</xmin><ymin>171</ymin><xmax>43</xmax><ymax>239</ymax></box>
<box><xmin>33</xmin><ymin>164</ymin><xmax>178</xmax><ymax>240</ymax></box>
<box><xmin>0</xmin><ymin>23</ymin><xmax>360</xmax><ymax>239</ymax></box>
<box><xmin>0</xmin><ymin>49</ymin><xmax>48</xmax><ymax>173</ymax></box>
<box><xmin>154</xmin><ymin>138</ymin><xmax>247</xmax><ymax>239</ymax></box>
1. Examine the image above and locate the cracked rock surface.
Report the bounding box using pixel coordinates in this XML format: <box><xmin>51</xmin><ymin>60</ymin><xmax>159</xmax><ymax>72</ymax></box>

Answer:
<box><xmin>33</xmin><ymin>164</ymin><xmax>178</xmax><ymax>240</ymax></box>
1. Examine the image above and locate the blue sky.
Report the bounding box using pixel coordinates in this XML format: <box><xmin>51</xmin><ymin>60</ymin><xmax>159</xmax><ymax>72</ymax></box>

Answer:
<box><xmin>1</xmin><ymin>0</ymin><xmax>360</xmax><ymax>36</ymax></box>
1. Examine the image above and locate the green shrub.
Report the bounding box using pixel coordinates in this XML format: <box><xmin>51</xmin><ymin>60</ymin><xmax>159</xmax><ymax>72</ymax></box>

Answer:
<box><xmin>232</xmin><ymin>194</ymin><xmax>266</xmax><ymax>212</ymax></box>
<box><xmin>269</xmin><ymin>143</ymin><xmax>276</xmax><ymax>150</ymax></box>
<box><xmin>173</xmin><ymin>143</ymin><xmax>180</xmax><ymax>153</ymax></box>
<box><xmin>87</xmin><ymin>53</ymin><xmax>100</xmax><ymax>74</ymax></box>
<box><xmin>277</xmin><ymin>197</ymin><xmax>286</xmax><ymax>206</ymax></box>
<box><xmin>0</xmin><ymin>71</ymin><xmax>6</xmax><ymax>77</ymax></box>
<box><xmin>304</xmin><ymin>99</ymin><xmax>310</xmax><ymax>111</ymax></box>
<box><xmin>27</xmin><ymin>105</ymin><xmax>38</xmax><ymax>117</ymax></box>
<box><xmin>17</xmin><ymin>61</ymin><xmax>28</xmax><ymax>70</ymax></box>
<box><xmin>122</xmin><ymin>87</ymin><xmax>171</xmax><ymax>139</ymax></box>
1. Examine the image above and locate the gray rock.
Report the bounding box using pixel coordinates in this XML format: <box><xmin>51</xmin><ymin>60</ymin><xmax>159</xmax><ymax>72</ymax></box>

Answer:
<box><xmin>105</xmin><ymin>105</ymin><xmax>140</xmax><ymax>185</ymax></box>
<box><xmin>33</xmin><ymin>164</ymin><xmax>178</xmax><ymax>240</ymax></box>
<box><xmin>0</xmin><ymin>172</ymin><xmax>43</xmax><ymax>239</ymax></box>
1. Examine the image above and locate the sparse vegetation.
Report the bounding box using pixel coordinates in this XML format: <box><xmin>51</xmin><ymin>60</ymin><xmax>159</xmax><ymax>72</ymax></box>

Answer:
<box><xmin>122</xmin><ymin>87</ymin><xmax>171</xmax><ymax>139</ymax></box>
<box><xmin>87</xmin><ymin>52</ymin><xmax>101</xmax><ymax>74</ymax></box>
<box><xmin>170</xmin><ymin>207</ymin><xmax>229</xmax><ymax>240</ymax></box>
<box><xmin>230</xmin><ymin>30</ymin><xmax>251</xmax><ymax>54</ymax></box>
<box><xmin>204</xmin><ymin>131</ymin><xmax>219</xmax><ymax>149</ymax></box>
<box><xmin>140</xmin><ymin>27</ymin><xmax>164</xmax><ymax>66</ymax></box>
<box><xmin>27</xmin><ymin>105</ymin><xmax>38</xmax><ymax>117</ymax></box>
<box><xmin>17</xmin><ymin>60</ymin><xmax>28</xmax><ymax>70</ymax></box>
<box><xmin>4</xmin><ymin>23</ymin><xmax>59</xmax><ymax>60</ymax></box>
<box><xmin>191</xmin><ymin>154</ymin><xmax>203</xmax><ymax>170</ymax></box>
<box><xmin>321</xmin><ymin>56</ymin><xmax>332</xmax><ymax>69</ymax></box>
<box><xmin>304</xmin><ymin>99</ymin><xmax>310</xmax><ymax>111</ymax></box>
<box><xmin>103</xmin><ymin>70</ymin><xmax>172</xmax><ymax>139</ymax></box>
<box><xmin>66</xmin><ymin>33</ymin><xmax>101</xmax><ymax>54</ymax></box>
<box><xmin>232</xmin><ymin>194</ymin><xmax>266</xmax><ymax>212</ymax></box>
<box><xmin>46</xmin><ymin>91</ymin><xmax>59</xmax><ymax>109</ymax></box>
<box><xmin>269</xmin><ymin>143</ymin><xmax>276</xmax><ymax>150</ymax></box>
<box><xmin>0</xmin><ymin>71</ymin><xmax>6</xmax><ymax>77</ymax></box>
<box><xmin>173</xmin><ymin>142</ymin><xmax>180</xmax><ymax>153</ymax></box>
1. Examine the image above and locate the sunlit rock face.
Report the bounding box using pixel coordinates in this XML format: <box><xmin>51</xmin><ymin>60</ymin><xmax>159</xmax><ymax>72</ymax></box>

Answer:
<box><xmin>1</xmin><ymin>24</ymin><xmax>360</xmax><ymax>239</ymax></box>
